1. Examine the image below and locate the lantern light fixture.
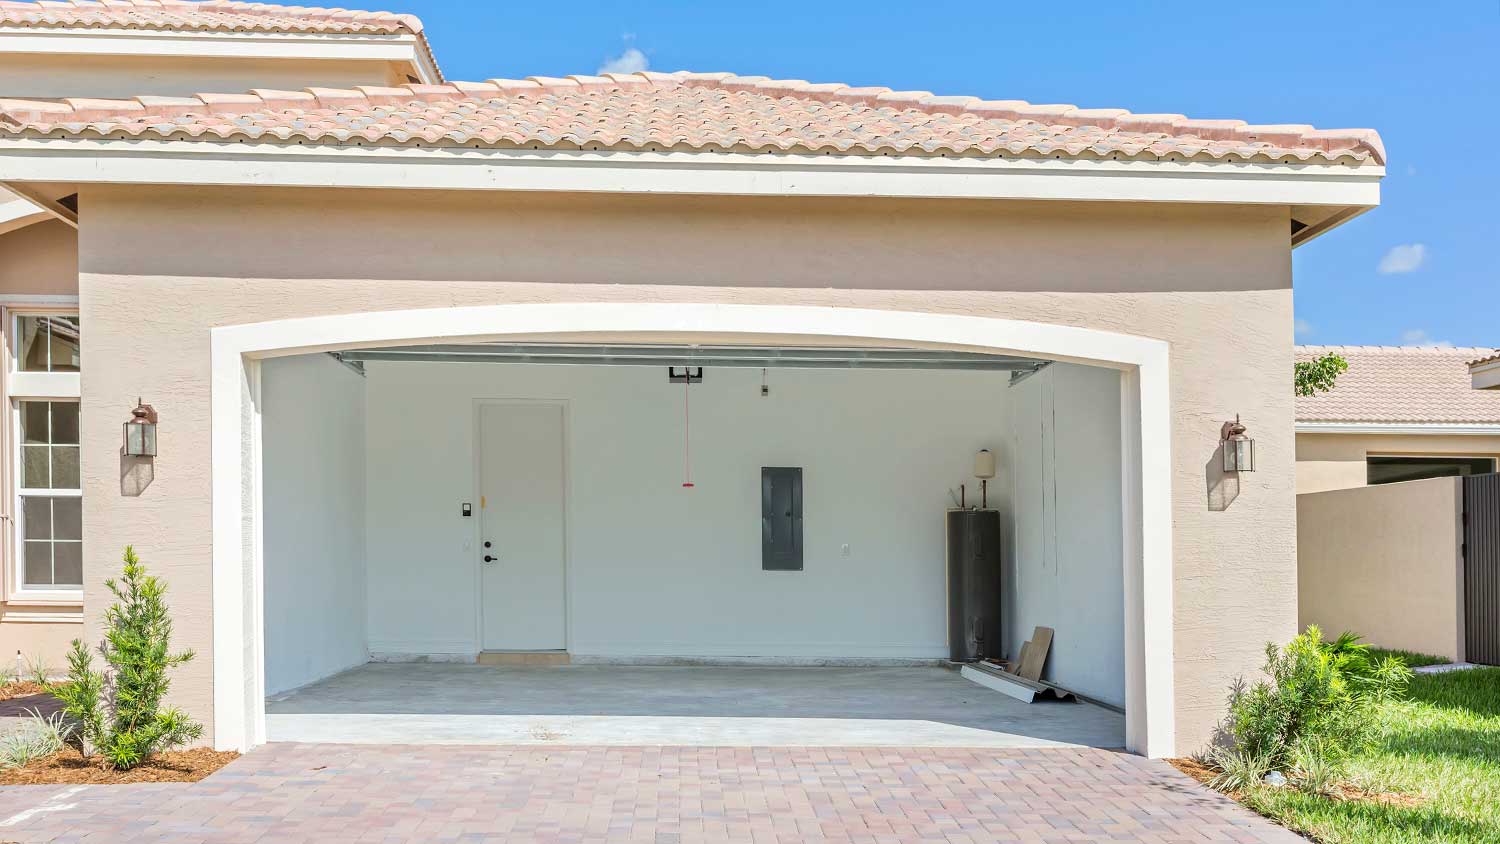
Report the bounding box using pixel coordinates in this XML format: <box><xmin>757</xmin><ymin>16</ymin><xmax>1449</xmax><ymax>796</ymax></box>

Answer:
<box><xmin>124</xmin><ymin>398</ymin><xmax>158</xmax><ymax>458</ymax></box>
<box><xmin>1221</xmin><ymin>415</ymin><xmax>1255</xmax><ymax>473</ymax></box>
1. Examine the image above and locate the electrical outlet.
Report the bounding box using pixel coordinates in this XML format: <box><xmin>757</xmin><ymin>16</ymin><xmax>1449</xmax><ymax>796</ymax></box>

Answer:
<box><xmin>840</xmin><ymin>543</ymin><xmax>851</xmax><ymax>557</ymax></box>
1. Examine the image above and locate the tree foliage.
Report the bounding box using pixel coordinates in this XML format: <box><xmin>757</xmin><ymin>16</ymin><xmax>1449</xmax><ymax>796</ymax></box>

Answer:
<box><xmin>1294</xmin><ymin>353</ymin><xmax>1348</xmax><ymax>397</ymax></box>
<box><xmin>52</xmin><ymin>546</ymin><xmax>202</xmax><ymax>770</ymax></box>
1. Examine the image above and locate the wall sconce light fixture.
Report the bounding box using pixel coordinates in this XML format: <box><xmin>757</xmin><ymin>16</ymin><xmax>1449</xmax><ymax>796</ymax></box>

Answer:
<box><xmin>124</xmin><ymin>398</ymin><xmax>158</xmax><ymax>458</ymax></box>
<box><xmin>1221</xmin><ymin>415</ymin><xmax>1255</xmax><ymax>472</ymax></box>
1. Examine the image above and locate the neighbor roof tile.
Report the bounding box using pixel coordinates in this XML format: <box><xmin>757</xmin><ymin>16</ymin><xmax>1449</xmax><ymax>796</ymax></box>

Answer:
<box><xmin>1297</xmin><ymin>345</ymin><xmax>1500</xmax><ymax>425</ymax></box>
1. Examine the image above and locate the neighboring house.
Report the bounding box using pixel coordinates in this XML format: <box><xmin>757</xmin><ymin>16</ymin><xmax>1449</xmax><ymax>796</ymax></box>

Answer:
<box><xmin>1296</xmin><ymin>345</ymin><xmax>1500</xmax><ymax>494</ymax></box>
<box><xmin>1296</xmin><ymin>345</ymin><xmax>1500</xmax><ymax>665</ymax></box>
<box><xmin>0</xmin><ymin>0</ymin><xmax>1388</xmax><ymax>760</ymax></box>
<box><xmin>1473</xmin><ymin>351</ymin><xmax>1500</xmax><ymax>390</ymax></box>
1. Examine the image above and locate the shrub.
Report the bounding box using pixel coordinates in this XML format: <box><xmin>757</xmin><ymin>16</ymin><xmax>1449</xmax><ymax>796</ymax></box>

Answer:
<box><xmin>52</xmin><ymin>546</ymin><xmax>202</xmax><ymax>770</ymax></box>
<box><xmin>1215</xmin><ymin>626</ymin><xmax>1410</xmax><ymax>779</ymax></box>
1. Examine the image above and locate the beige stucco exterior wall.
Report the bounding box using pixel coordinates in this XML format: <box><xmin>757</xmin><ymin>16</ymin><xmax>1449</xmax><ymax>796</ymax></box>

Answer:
<box><xmin>75</xmin><ymin>185</ymin><xmax>1299</xmax><ymax>755</ymax></box>
<box><xmin>1297</xmin><ymin>477</ymin><xmax>1465</xmax><ymax>661</ymax></box>
<box><xmin>0</xmin><ymin>220</ymin><xmax>78</xmax><ymax>297</ymax></box>
<box><xmin>0</xmin><ymin>53</ymin><xmax>409</xmax><ymax>99</ymax></box>
<box><xmin>1296</xmin><ymin>432</ymin><xmax>1500</xmax><ymax>494</ymax></box>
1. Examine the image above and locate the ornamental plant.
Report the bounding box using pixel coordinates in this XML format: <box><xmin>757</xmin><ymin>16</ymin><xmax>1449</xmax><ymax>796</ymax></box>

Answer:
<box><xmin>53</xmin><ymin>546</ymin><xmax>202</xmax><ymax>770</ymax></box>
<box><xmin>1209</xmin><ymin>625</ymin><xmax>1410</xmax><ymax>791</ymax></box>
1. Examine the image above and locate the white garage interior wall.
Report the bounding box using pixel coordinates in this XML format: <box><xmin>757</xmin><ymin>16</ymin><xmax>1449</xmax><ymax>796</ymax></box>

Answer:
<box><xmin>362</xmin><ymin>361</ymin><xmax>1015</xmax><ymax>660</ymax></box>
<box><xmin>261</xmin><ymin>354</ymin><xmax>369</xmax><ymax>695</ymax></box>
<box><xmin>258</xmin><ymin>351</ymin><xmax>1124</xmax><ymax>701</ymax></box>
<box><xmin>1005</xmin><ymin>363</ymin><xmax>1126</xmax><ymax>707</ymax></box>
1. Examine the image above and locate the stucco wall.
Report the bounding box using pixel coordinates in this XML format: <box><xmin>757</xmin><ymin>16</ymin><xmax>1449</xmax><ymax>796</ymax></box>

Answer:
<box><xmin>1296</xmin><ymin>432</ymin><xmax>1500</xmax><ymax>494</ymax></box>
<box><xmin>0</xmin><ymin>220</ymin><xmax>77</xmax><ymax>297</ymax></box>
<box><xmin>75</xmin><ymin>185</ymin><xmax>1298</xmax><ymax>755</ymax></box>
<box><xmin>0</xmin><ymin>53</ymin><xmax>405</xmax><ymax>100</ymax></box>
<box><xmin>1297</xmin><ymin>477</ymin><xmax>1464</xmax><ymax>661</ymax></box>
<box><xmin>363</xmin><ymin>361</ymin><xmax>1013</xmax><ymax>661</ymax></box>
<box><xmin>261</xmin><ymin>354</ymin><xmax>367</xmax><ymax>696</ymax></box>
<box><xmin>1007</xmin><ymin>363</ymin><xmax>1126</xmax><ymax>707</ymax></box>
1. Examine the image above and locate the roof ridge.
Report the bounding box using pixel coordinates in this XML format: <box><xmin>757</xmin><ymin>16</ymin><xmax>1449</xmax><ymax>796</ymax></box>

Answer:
<box><xmin>1298</xmin><ymin>344</ymin><xmax>1498</xmax><ymax>354</ymax></box>
<box><xmin>0</xmin><ymin>70</ymin><xmax>1386</xmax><ymax>163</ymax></box>
<box><xmin>0</xmin><ymin>0</ymin><xmax>424</xmax><ymax>33</ymax></box>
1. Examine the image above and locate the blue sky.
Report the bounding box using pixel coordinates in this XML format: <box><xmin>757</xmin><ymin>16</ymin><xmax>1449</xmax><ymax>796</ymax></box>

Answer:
<box><xmin>410</xmin><ymin>1</ymin><xmax>1498</xmax><ymax>348</ymax></box>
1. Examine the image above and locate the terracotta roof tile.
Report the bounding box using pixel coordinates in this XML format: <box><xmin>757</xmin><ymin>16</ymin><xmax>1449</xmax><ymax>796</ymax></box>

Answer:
<box><xmin>0</xmin><ymin>0</ymin><xmax>419</xmax><ymax>35</ymax></box>
<box><xmin>1296</xmin><ymin>345</ymin><xmax>1500</xmax><ymax>425</ymax></box>
<box><xmin>0</xmin><ymin>72</ymin><xmax>1385</xmax><ymax>164</ymax></box>
<box><xmin>0</xmin><ymin>1</ymin><xmax>441</xmax><ymax>80</ymax></box>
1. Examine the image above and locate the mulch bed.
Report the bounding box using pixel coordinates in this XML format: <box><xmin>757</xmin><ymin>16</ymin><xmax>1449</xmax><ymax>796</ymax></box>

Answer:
<box><xmin>0</xmin><ymin>683</ymin><xmax>49</xmax><ymax>703</ymax></box>
<box><xmin>1167</xmin><ymin>757</ymin><xmax>1423</xmax><ymax>808</ymax></box>
<box><xmin>0</xmin><ymin>748</ymin><xmax>239</xmax><ymax>785</ymax></box>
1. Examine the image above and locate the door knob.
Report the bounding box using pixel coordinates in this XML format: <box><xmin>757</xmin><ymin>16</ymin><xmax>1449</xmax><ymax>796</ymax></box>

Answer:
<box><xmin>483</xmin><ymin>555</ymin><xmax>497</xmax><ymax>563</ymax></box>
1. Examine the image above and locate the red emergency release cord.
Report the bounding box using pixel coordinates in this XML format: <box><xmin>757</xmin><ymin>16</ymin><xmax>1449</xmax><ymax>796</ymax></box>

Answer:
<box><xmin>682</xmin><ymin>368</ymin><xmax>694</xmax><ymax>488</ymax></box>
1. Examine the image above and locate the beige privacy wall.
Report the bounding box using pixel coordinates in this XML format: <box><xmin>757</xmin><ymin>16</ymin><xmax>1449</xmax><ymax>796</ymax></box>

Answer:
<box><xmin>1297</xmin><ymin>478</ymin><xmax>1465</xmax><ymax>660</ymax></box>
<box><xmin>75</xmin><ymin>185</ymin><xmax>1298</xmax><ymax>754</ymax></box>
<box><xmin>1296</xmin><ymin>432</ymin><xmax>1500</xmax><ymax>494</ymax></box>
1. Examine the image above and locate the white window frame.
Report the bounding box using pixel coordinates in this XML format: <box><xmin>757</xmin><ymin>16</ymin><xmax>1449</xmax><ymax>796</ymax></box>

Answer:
<box><xmin>2</xmin><ymin>304</ymin><xmax>82</xmax><ymax>605</ymax></box>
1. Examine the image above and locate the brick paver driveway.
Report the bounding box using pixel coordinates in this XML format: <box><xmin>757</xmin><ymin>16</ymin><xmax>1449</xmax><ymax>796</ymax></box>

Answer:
<box><xmin>0</xmin><ymin>743</ymin><xmax>1301</xmax><ymax>843</ymax></box>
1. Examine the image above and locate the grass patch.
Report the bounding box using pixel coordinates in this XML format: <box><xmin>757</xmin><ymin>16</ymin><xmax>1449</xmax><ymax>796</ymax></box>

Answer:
<box><xmin>1369</xmin><ymin>649</ymin><xmax>1451</xmax><ymax>669</ymax></box>
<box><xmin>1229</xmin><ymin>663</ymin><xmax>1500</xmax><ymax>844</ymax></box>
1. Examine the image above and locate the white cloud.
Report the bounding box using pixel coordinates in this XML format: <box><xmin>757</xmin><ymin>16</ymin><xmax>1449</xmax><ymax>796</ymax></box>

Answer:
<box><xmin>598</xmin><ymin>47</ymin><xmax>648</xmax><ymax>75</ymax></box>
<box><xmin>1294</xmin><ymin>318</ymin><xmax>1313</xmax><ymax>338</ymax></box>
<box><xmin>1377</xmin><ymin>243</ymin><xmax>1427</xmax><ymax>275</ymax></box>
<box><xmin>1400</xmin><ymin>329</ymin><xmax>1453</xmax><ymax>348</ymax></box>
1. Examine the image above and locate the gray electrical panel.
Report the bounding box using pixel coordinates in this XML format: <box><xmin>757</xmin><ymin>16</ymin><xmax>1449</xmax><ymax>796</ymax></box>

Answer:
<box><xmin>761</xmin><ymin>467</ymin><xmax>803</xmax><ymax>571</ymax></box>
<box><xmin>947</xmin><ymin>509</ymin><xmax>1002</xmax><ymax>662</ymax></box>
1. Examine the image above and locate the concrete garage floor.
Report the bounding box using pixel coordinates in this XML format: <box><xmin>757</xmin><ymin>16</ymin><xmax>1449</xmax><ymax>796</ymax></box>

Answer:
<box><xmin>266</xmin><ymin>664</ymin><xmax>1125</xmax><ymax>748</ymax></box>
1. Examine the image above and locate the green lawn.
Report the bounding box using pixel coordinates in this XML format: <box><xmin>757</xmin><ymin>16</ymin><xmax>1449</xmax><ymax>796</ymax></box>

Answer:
<box><xmin>1235</xmin><ymin>657</ymin><xmax>1499</xmax><ymax>843</ymax></box>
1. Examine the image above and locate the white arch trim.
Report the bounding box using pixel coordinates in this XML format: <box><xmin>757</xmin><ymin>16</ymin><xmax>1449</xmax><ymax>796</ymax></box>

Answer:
<box><xmin>210</xmin><ymin>303</ymin><xmax>1175</xmax><ymax>757</ymax></box>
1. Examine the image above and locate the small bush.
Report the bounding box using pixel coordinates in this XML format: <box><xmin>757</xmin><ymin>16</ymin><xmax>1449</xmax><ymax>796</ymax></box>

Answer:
<box><xmin>1214</xmin><ymin>626</ymin><xmax>1411</xmax><ymax>781</ymax></box>
<box><xmin>52</xmin><ymin>546</ymin><xmax>202</xmax><ymax>770</ymax></box>
<box><xmin>0</xmin><ymin>709</ymin><xmax>70</xmax><ymax>770</ymax></box>
<box><xmin>1206</xmin><ymin>743</ymin><xmax>1276</xmax><ymax>793</ymax></box>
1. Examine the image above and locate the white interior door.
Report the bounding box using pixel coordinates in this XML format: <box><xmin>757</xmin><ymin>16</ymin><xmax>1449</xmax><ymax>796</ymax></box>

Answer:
<box><xmin>479</xmin><ymin>402</ymin><xmax>566</xmax><ymax>650</ymax></box>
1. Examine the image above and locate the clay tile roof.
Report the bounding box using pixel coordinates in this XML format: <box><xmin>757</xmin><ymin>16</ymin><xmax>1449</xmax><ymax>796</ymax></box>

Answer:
<box><xmin>1471</xmin><ymin>351</ymin><xmax>1500</xmax><ymax>367</ymax></box>
<box><xmin>1296</xmin><ymin>345</ymin><xmax>1500</xmax><ymax>425</ymax></box>
<box><xmin>0</xmin><ymin>0</ymin><xmax>417</xmax><ymax>35</ymax></box>
<box><xmin>0</xmin><ymin>0</ymin><xmax>441</xmax><ymax>79</ymax></box>
<box><xmin>0</xmin><ymin>71</ymin><xmax>1384</xmax><ymax>164</ymax></box>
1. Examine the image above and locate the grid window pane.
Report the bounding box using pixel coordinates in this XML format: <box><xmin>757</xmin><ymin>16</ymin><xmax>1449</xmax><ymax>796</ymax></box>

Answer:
<box><xmin>52</xmin><ymin>497</ymin><xmax>81</xmax><ymax>541</ymax></box>
<box><xmin>23</xmin><ymin>496</ymin><xmax>51</xmax><ymax>540</ymax></box>
<box><xmin>48</xmin><ymin>318</ymin><xmax>81</xmax><ymax>372</ymax></box>
<box><xmin>20</xmin><ymin>401</ymin><xmax>47</xmax><ymax>444</ymax></box>
<box><xmin>52</xmin><ymin>542</ymin><xmax>82</xmax><ymax>586</ymax></box>
<box><xmin>22</xmin><ymin>445</ymin><xmax>49</xmax><ymax>488</ymax></box>
<box><xmin>22</xmin><ymin>541</ymin><xmax>52</xmax><ymax>585</ymax></box>
<box><xmin>51</xmin><ymin>403</ymin><xmax>79</xmax><ymax>444</ymax></box>
<box><xmin>51</xmin><ymin>446</ymin><xmax>80</xmax><ymax>489</ymax></box>
<box><xmin>16</xmin><ymin>316</ymin><xmax>45</xmax><ymax>372</ymax></box>
<box><xmin>16</xmin><ymin>315</ymin><xmax>81</xmax><ymax>373</ymax></box>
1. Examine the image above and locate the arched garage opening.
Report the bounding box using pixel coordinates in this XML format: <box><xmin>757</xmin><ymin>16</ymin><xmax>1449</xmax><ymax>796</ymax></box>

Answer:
<box><xmin>212</xmin><ymin>304</ymin><xmax>1173</xmax><ymax>757</ymax></box>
